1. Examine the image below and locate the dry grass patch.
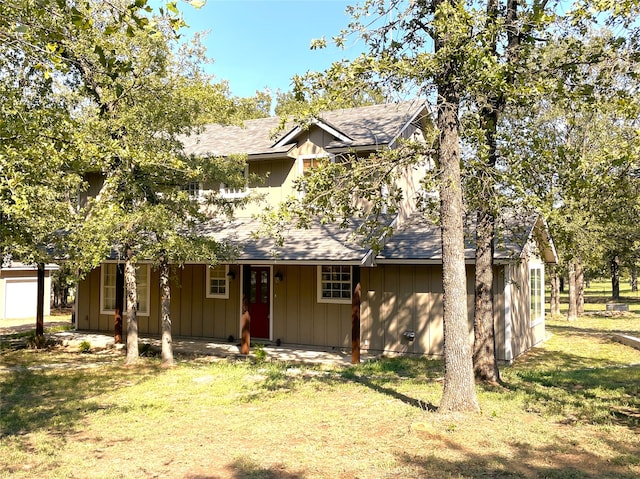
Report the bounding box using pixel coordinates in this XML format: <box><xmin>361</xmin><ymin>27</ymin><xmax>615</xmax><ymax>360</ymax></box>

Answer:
<box><xmin>1</xmin><ymin>307</ymin><xmax>639</xmax><ymax>478</ymax></box>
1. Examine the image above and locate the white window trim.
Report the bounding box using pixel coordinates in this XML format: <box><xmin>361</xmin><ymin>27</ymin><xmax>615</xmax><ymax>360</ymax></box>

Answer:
<box><xmin>100</xmin><ymin>263</ymin><xmax>117</xmax><ymax>315</ymax></box>
<box><xmin>317</xmin><ymin>265</ymin><xmax>352</xmax><ymax>304</ymax></box>
<box><xmin>133</xmin><ymin>264</ymin><xmax>151</xmax><ymax>317</ymax></box>
<box><xmin>183</xmin><ymin>181</ymin><xmax>203</xmax><ymax>200</ymax></box>
<box><xmin>297</xmin><ymin>153</ymin><xmax>335</xmax><ymax>175</ymax></box>
<box><xmin>206</xmin><ymin>264</ymin><xmax>230</xmax><ymax>299</ymax></box>
<box><xmin>220</xmin><ymin>164</ymin><xmax>250</xmax><ymax>199</ymax></box>
<box><xmin>100</xmin><ymin>262</ymin><xmax>150</xmax><ymax>317</ymax></box>
<box><xmin>529</xmin><ymin>264</ymin><xmax>544</xmax><ymax>327</ymax></box>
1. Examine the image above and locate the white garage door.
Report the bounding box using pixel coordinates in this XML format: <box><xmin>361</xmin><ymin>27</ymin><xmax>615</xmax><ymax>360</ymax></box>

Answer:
<box><xmin>4</xmin><ymin>279</ymin><xmax>38</xmax><ymax>319</ymax></box>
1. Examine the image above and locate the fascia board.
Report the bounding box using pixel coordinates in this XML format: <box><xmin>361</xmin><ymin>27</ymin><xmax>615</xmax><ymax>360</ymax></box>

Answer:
<box><xmin>387</xmin><ymin>103</ymin><xmax>429</xmax><ymax>149</ymax></box>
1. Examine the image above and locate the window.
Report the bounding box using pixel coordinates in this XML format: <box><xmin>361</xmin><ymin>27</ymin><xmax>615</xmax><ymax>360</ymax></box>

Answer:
<box><xmin>298</xmin><ymin>154</ymin><xmax>334</xmax><ymax>175</ymax></box>
<box><xmin>100</xmin><ymin>263</ymin><xmax>150</xmax><ymax>316</ymax></box>
<box><xmin>530</xmin><ymin>266</ymin><xmax>543</xmax><ymax>325</ymax></box>
<box><xmin>220</xmin><ymin>164</ymin><xmax>249</xmax><ymax>199</ymax></box>
<box><xmin>100</xmin><ymin>263</ymin><xmax>117</xmax><ymax>314</ymax></box>
<box><xmin>318</xmin><ymin>265</ymin><xmax>352</xmax><ymax>304</ymax></box>
<box><xmin>135</xmin><ymin>265</ymin><xmax>150</xmax><ymax>316</ymax></box>
<box><xmin>183</xmin><ymin>181</ymin><xmax>202</xmax><ymax>200</ymax></box>
<box><xmin>298</xmin><ymin>154</ymin><xmax>335</xmax><ymax>198</ymax></box>
<box><xmin>206</xmin><ymin>264</ymin><xmax>229</xmax><ymax>299</ymax></box>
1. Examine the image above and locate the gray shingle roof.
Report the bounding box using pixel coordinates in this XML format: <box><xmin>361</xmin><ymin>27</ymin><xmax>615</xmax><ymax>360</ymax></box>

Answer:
<box><xmin>198</xmin><ymin>217</ymin><xmax>385</xmax><ymax>263</ymax></box>
<box><xmin>377</xmin><ymin>213</ymin><xmax>543</xmax><ymax>263</ymax></box>
<box><xmin>180</xmin><ymin>101</ymin><xmax>426</xmax><ymax>158</ymax></box>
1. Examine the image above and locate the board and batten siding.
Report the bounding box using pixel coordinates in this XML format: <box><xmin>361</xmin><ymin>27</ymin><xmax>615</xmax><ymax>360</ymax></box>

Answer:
<box><xmin>361</xmin><ymin>264</ymin><xmax>509</xmax><ymax>359</ymax></box>
<box><xmin>507</xmin><ymin>255</ymin><xmax>546</xmax><ymax>359</ymax></box>
<box><xmin>77</xmin><ymin>264</ymin><xmax>240</xmax><ymax>341</ymax></box>
<box><xmin>271</xmin><ymin>265</ymin><xmax>352</xmax><ymax>348</ymax></box>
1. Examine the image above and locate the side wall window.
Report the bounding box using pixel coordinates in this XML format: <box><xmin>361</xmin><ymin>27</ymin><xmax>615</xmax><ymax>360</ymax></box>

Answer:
<box><xmin>206</xmin><ymin>264</ymin><xmax>229</xmax><ymax>299</ymax></box>
<box><xmin>100</xmin><ymin>263</ymin><xmax>117</xmax><ymax>314</ymax></box>
<box><xmin>100</xmin><ymin>263</ymin><xmax>150</xmax><ymax>316</ymax></box>
<box><xmin>530</xmin><ymin>266</ymin><xmax>543</xmax><ymax>325</ymax></box>
<box><xmin>317</xmin><ymin>265</ymin><xmax>352</xmax><ymax>304</ymax></box>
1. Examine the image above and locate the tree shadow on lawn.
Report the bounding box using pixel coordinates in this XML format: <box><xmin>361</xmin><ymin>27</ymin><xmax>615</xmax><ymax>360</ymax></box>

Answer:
<box><xmin>394</xmin><ymin>434</ymin><xmax>640</xmax><ymax>479</ymax></box>
<box><xmin>502</xmin><ymin>348</ymin><xmax>640</xmax><ymax>430</ymax></box>
<box><xmin>186</xmin><ymin>458</ymin><xmax>304</xmax><ymax>479</ymax></box>
<box><xmin>548</xmin><ymin>322</ymin><xmax>640</xmax><ymax>339</ymax></box>
<box><xmin>0</xmin><ymin>356</ymin><xmax>165</xmax><ymax>438</ymax></box>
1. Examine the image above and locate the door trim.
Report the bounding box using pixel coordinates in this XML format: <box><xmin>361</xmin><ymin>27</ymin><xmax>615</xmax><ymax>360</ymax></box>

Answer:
<box><xmin>239</xmin><ymin>265</ymin><xmax>273</xmax><ymax>341</ymax></box>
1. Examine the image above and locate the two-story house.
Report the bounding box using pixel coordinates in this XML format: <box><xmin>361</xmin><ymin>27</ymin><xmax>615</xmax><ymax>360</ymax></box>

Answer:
<box><xmin>75</xmin><ymin>101</ymin><xmax>556</xmax><ymax>362</ymax></box>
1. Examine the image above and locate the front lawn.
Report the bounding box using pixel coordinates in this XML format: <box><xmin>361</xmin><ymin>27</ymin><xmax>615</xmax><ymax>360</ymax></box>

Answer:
<box><xmin>1</xmin><ymin>293</ymin><xmax>638</xmax><ymax>478</ymax></box>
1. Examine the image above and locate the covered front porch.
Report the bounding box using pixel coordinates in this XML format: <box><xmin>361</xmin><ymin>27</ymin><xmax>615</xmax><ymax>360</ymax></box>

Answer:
<box><xmin>53</xmin><ymin>329</ymin><xmax>376</xmax><ymax>367</ymax></box>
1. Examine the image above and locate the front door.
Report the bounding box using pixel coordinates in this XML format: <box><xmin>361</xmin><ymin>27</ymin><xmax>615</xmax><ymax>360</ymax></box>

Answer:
<box><xmin>248</xmin><ymin>267</ymin><xmax>270</xmax><ymax>339</ymax></box>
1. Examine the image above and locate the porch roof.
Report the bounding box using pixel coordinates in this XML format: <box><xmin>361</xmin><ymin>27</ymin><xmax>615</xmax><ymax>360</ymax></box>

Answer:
<box><xmin>376</xmin><ymin>213</ymin><xmax>556</xmax><ymax>264</ymax></box>
<box><xmin>198</xmin><ymin>217</ymin><xmax>387</xmax><ymax>265</ymax></box>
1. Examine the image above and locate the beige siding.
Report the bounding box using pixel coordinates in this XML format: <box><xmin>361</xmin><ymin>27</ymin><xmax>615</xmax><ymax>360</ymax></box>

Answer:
<box><xmin>361</xmin><ymin>264</ymin><xmax>503</xmax><ymax>358</ymax></box>
<box><xmin>506</xmin><ymin>252</ymin><xmax>547</xmax><ymax>360</ymax></box>
<box><xmin>79</xmin><ymin>172</ymin><xmax>105</xmax><ymax>209</ymax></box>
<box><xmin>76</xmin><ymin>260</ymin><xmax>544</xmax><ymax>361</ymax></box>
<box><xmin>361</xmin><ymin>265</ymin><xmax>451</xmax><ymax>356</ymax></box>
<box><xmin>77</xmin><ymin>263</ymin><xmax>241</xmax><ymax>341</ymax></box>
<box><xmin>270</xmin><ymin>265</ymin><xmax>351</xmax><ymax>348</ymax></box>
<box><xmin>493</xmin><ymin>266</ymin><xmax>506</xmax><ymax>361</ymax></box>
<box><xmin>239</xmin><ymin>158</ymin><xmax>297</xmax><ymax>217</ymax></box>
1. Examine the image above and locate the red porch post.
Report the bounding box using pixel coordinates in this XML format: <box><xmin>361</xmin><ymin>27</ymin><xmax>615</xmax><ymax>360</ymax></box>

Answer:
<box><xmin>351</xmin><ymin>266</ymin><xmax>361</xmax><ymax>364</ymax></box>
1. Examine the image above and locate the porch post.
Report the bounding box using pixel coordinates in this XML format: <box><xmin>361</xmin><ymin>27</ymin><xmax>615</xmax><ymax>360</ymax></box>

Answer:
<box><xmin>36</xmin><ymin>262</ymin><xmax>45</xmax><ymax>338</ymax></box>
<box><xmin>241</xmin><ymin>265</ymin><xmax>251</xmax><ymax>354</ymax></box>
<box><xmin>351</xmin><ymin>266</ymin><xmax>361</xmax><ymax>364</ymax></box>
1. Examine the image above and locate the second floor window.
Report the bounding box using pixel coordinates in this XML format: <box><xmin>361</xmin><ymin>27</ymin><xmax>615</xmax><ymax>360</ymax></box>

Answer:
<box><xmin>220</xmin><ymin>164</ymin><xmax>249</xmax><ymax>199</ymax></box>
<box><xmin>183</xmin><ymin>181</ymin><xmax>202</xmax><ymax>200</ymax></box>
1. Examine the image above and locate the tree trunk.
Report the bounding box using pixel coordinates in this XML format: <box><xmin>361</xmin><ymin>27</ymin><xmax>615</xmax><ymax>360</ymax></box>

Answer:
<box><xmin>567</xmin><ymin>260</ymin><xmax>578</xmax><ymax>321</ymax></box>
<box><xmin>36</xmin><ymin>262</ymin><xmax>45</xmax><ymax>340</ymax></box>
<box><xmin>611</xmin><ymin>254</ymin><xmax>620</xmax><ymax>300</ymax></box>
<box><xmin>125</xmin><ymin>247</ymin><xmax>139</xmax><ymax>364</ymax></box>
<box><xmin>575</xmin><ymin>258</ymin><xmax>584</xmax><ymax>315</ymax></box>
<box><xmin>435</xmin><ymin>78</ymin><xmax>479</xmax><ymax>412</ymax></box>
<box><xmin>473</xmin><ymin>209</ymin><xmax>500</xmax><ymax>383</ymax></box>
<box><xmin>631</xmin><ymin>264</ymin><xmax>638</xmax><ymax>293</ymax></box>
<box><xmin>550</xmin><ymin>265</ymin><xmax>561</xmax><ymax>316</ymax></box>
<box><xmin>159</xmin><ymin>252</ymin><xmax>174</xmax><ymax>366</ymax></box>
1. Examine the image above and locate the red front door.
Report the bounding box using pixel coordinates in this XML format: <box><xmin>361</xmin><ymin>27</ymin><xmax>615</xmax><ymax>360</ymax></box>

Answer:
<box><xmin>248</xmin><ymin>267</ymin><xmax>270</xmax><ymax>339</ymax></box>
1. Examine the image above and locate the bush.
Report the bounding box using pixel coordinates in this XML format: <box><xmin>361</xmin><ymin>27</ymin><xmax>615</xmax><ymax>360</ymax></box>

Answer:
<box><xmin>253</xmin><ymin>344</ymin><xmax>267</xmax><ymax>363</ymax></box>
<box><xmin>79</xmin><ymin>340</ymin><xmax>91</xmax><ymax>353</ymax></box>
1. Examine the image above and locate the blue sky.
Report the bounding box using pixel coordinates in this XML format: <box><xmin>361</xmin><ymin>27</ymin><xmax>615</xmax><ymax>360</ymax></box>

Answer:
<box><xmin>179</xmin><ymin>0</ymin><xmax>363</xmax><ymax>98</ymax></box>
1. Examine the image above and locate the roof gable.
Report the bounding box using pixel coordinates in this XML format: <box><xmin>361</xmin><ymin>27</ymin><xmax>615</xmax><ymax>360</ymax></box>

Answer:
<box><xmin>180</xmin><ymin>101</ymin><xmax>428</xmax><ymax>158</ymax></box>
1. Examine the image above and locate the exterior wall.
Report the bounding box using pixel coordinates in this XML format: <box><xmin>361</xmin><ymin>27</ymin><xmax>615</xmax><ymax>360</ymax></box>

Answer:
<box><xmin>76</xmin><ymin>259</ymin><xmax>545</xmax><ymax>362</ymax></box>
<box><xmin>77</xmin><ymin>263</ymin><xmax>241</xmax><ymax>340</ymax></box>
<box><xmin>360</xmin><ymin>265</ymin><xmax>479</xmax><ymax>356</ymax></box>
<box><xmin>1</xmin><ymin>269</ymin><xmax>53</xmax><ymax>320</ymax></box>
<box><xmin>236</xmin><ymin>158</ymin><xmax>297</xmax><ymax>218</ymax></box>
<box><xmin>506</xmin><ymin>254</ymin><xmax>546</xmax><ymax>360</ymax></box>
<box><xmin>271</xmin><ymin>265</ymin><xmax>352</xmax><ymax>348</ymax></box>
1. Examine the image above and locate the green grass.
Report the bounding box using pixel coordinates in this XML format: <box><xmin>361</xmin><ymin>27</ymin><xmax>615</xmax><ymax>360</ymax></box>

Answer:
<box><xmin>1</xmin><ymin>289</ymin><xmax>639</xmax><ymax>479</ymax></box>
